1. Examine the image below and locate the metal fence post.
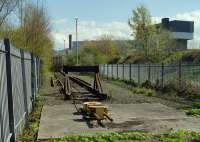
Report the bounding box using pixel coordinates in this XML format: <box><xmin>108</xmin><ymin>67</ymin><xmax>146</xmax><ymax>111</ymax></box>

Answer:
<box><xmin>4</xmin><ymin>38</ymin><xmax>16</xmax><ymax>142</ymax></box>
<box><xmin>40</xmin><ymin>60</ymin><xmax>43</xmax><ymax>86</ymax></box>
<box><xmin>138</xmin><ymin>64</ymin><xmax>140</xmax><ymax>85</ymax></box>
<box><xmin>107</xmin><ymin>64</ymin><xmax>109</xmax><ymax>80</ymax></box>
<box><xmin>116</xmin><ymin>64</ymin><xmax>118</xmax><ymax>80</ymax></box>
<box><xmin>101</xmin><ymin>64</ymin><xmax>103</xmax><ymax>77</ymax></box>
<box><xmin>20</xmin><ymin>50</ymin><xmax>29</xmax><ymax>128</ymax></box>
<box><xmin>35</xmin><ymin>57</ymin><xmax>37</xmax><ymax>94</ymax></box>
<box><xmin>111</xmin><ymin>64</ymin><xmax>113</xmax><ymax>79</ymax></box>
<box><xmin>178</xmin><ymin>61</ymin><xmax>182</xmax><ymax>90</ymax></box>
<box><xmin>161</xmin><ymin>63</ymin><xmax>164</xmax><ymax>88</ymax></box>
<box><xmin>36</xmin><ymin>58</ymin><xmax>39</xmax><ymax>87</ymax></box>
<box><xmin>129</xmin><ymin>64</ymin><xmax>132</xmax><ymax>81</ymax></box>
<box><xmin>122</xmin><ymin>64</ymin><xmax>125</xmax><ymax>80</ymax></box>
<box><xmin>31</xmin><ymin>53</ymin><xmax>35</xmax><ymax>109</ymax></box>
<box><xmin>104</xmin><ymin>64</ymin><xmax>106</xmax><ymax>78</ymax></box>
<box><xmin>148</xmin><ymin>64</ymin><xmax>151</xmax><ymax>81</ymax></box>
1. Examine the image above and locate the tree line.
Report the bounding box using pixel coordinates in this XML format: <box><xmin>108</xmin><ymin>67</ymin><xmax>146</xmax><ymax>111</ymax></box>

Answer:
<box><xmin>0</xmin><ymin>0</ymin><xmax>53</xmax><ymax>79</ymax></box>
<box><xmin>65</xmin><ymin>5</ymin><xmax>196</xmax><ymax>65</ymax></box>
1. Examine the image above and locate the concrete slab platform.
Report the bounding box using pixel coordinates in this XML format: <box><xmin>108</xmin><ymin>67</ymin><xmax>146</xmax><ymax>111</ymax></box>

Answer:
<box><xmin>38</xmin><ymin>103</ymin><xmax>200</xmax><ymax>140</ymax></box>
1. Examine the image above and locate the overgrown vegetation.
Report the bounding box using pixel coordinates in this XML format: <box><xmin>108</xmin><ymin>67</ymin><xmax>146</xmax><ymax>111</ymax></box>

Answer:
<box><xmin>65</xmin><ymin>34</ymin><xmax>121</xmax><ymax>65</ymax></box>
<box><xmin>0</xmin><ymin>1</ymin><xmax>53</xmax><ymax>81</ymax></box>
<box><xmin>184</xmin><ymin>102</ymin><xmax>200</xmax><ymax>117</ymax></box>
<box><xmin>63</xmin><ymin>5</ymin><xmax>200</xmax><ymax>66</ymax></box>
<box><xmin>17</xmin><ymin>97</ymin><xmax>43</xmax><ymax>142</ymax></box>
<box><xmin>39</xmin><ymin>130</ymin><xmax>200</xmax><ymax>142</ymax></box>
<box><xmin>132</xmin><ymin>87</ymin><xmax>156</xmax><ymax>97</ymax></box>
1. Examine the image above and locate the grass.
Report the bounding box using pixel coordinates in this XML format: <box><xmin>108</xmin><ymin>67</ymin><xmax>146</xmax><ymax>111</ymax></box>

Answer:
<box><xmin>185</xmin><ymin>109</ymin><xmax>200</xmax><ymax>116</ymax></box>
<box><xmin>39</xmin><ymin>130</ymin><xmax>200</xmax><ymax>142</ymax></box>
<box><xmin>184</xmin><ymin>102</ymin><xmax>200</xmax><ymax>117</ymax></box>
<box><xmin>132</xmin><ymin>87</ymin><xmax>156</xmax><ymax>97</ymax></box>
<box><xmin>105</xmin><ymin>79</ymin><xmax>156</xmax><ymax>97</ymax></box>
<box><xmin>192</xmin><ymin>102</ymin><xmax>200</xmax><ymax>109</ymax></box>
<box><xmin>17</xmin><ymin>96</ymin><xmax>44</xmax><ymax>142</ymax></box>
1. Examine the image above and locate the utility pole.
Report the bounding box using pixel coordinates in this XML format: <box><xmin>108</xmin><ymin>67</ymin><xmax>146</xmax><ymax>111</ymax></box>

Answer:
<box><xmin>75</xmin><ymin>17</ymin><xmax>79</xmax><ymax>65</ymax></box>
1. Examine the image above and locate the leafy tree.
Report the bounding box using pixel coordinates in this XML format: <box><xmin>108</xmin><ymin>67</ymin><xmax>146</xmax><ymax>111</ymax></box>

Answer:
<box><xmin>79</xmin><ymin>34</ymin><xmax>120</xmax><ymax>65</ymax></box>
<box><xmin>128</xmin><ymin>5</ymin><xmax>170</xmax><ymax>62</ymax></box>
<box><xmin>65</xmin><ymin>53</ymin><xmax>77</xmax><ymax>66</ymax></box>
<box><xmin>128</xmin><ymin>5</ymin><xmax>153</xmax><ymax>57</ymax></box>
<box><xmin>0</xmin><ymin>2</ymin><xmax>53</xmax><ymax>80</ymax></box>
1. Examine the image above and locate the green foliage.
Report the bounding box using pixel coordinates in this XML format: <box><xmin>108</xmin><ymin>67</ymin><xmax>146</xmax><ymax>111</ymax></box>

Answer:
<box><xmin>65</xmin><ymin>54</ymin><xmax>77</xmax><ymax>65</ymax></box>
<box><xmin>17</xmin><ymin>97</ymin><xmax>43</xmax><ymax>142</ymax></box>
<box><xmin>185</xmin><ymin>109</ymin><xmax>200</xmax><ymax>116</ymax></box>
<box><xmin>75</xmin><ymin>34</ymin><xmax>120</xmax><ymax>65</ymax></box>
<box><xmin>120</xmin><ymin>50</ymin><xmax>153</xmax><ymax>64</ymax></box>
<box><xmin>163</xmin><ymin>51</ymin><xmax>188</xmax><ymax>64</ymax></box>
<box><xmin>141</xmin><ymin>80</ymin><xmax>153</xmax><ymax>89</ymax></box>
<box><xmin>128</xmin><ymin>4</ymin><xmax>152</xmax><ymax>56</ymax></box>
<box><xmin>128</xmin><ymin>5</ymin><xmax>170</xmax><ymax>60</ymax></box>
<box><xmin>0</xmin><ymin>3</ymin><xmax>53</xmax><ymax>81</ymax></box>
<box><xmin>181</xmin><ymin>50</ymin><xmax>200</xmax><ymax>63</ymax></box>
<box><xmin>193</xmin><ymin>102</ymin><xmax>200</xmax><ymax>109</ymax></box>
<box><xmin>44</xmin><ymin>130</ymin><xmax>200</xmax><ymax>142</ymax></box>
<box><xmin>184</xmin><ymin>101</ymin><xmax>200</xmax><ymax>116</ymax></box>
<box><xmin>132</xmin><ymin>87</ymin><xmax>156</xmax><ymax>97</ymax></box>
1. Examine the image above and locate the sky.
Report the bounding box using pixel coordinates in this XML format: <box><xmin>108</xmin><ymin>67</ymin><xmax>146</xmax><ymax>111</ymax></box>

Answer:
<box><xmin>44</xmin><ymin>0</ymin><xmax>200</xmax><ymax>50</ymax></box>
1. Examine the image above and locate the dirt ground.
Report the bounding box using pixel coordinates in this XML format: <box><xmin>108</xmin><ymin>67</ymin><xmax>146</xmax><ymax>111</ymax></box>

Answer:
<box><xmin>79</xmin><ymin>75</ymin><xmax>191</xmax><ymax>109</ymax></box>
<box><xmin>37</xmin><ymin>75</ymin><xmax>200</xmax><ymax>140</ymax></box>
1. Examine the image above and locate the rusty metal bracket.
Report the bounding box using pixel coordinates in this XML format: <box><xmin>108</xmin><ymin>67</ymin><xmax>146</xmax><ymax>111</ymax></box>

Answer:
<box><xmin>63</xmin><ymin>66</ymin><xmax>107</xmax><ymax>99</ymax></box>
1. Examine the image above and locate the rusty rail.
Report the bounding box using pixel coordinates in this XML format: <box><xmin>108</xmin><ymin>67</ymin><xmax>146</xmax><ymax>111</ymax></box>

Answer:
<box><xmin>53</xmin><ymin>71</ymin><xmax>107</xmax><ymax>100</ymax></box>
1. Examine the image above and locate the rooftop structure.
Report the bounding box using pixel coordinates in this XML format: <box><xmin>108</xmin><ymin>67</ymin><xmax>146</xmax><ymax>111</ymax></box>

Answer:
<box><xmin>158</xmin><ymin>18</ymin><xmax>194</xmax><ymax>51</ymax></box>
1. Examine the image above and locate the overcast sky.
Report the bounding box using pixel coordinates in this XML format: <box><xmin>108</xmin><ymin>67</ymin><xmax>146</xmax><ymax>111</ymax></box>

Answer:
<box><xmin>44</xmin><ymin>0</ymin><xmax>200</xmax><ymax>50</ymax></box>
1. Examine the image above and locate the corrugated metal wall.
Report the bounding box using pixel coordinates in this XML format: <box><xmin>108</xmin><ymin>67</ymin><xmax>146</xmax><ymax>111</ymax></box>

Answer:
<box><xmin>24</xmin><ymin>53</ymin><xmax>32</xmax><ymax>113</ymax></box>
<box><xmin>10</xmin><ymin>46</ymin><xmax>26</xmax><ymax>136</ymax></box>
<box><xmin>0</xmin><ymin>40</ymin><xmax>40</xmax><ymax>142</ymax></box>
<box><xmin>0</xmin><ymin>41</ymin><xmax>10</xmax><ymax>142</ymax></box>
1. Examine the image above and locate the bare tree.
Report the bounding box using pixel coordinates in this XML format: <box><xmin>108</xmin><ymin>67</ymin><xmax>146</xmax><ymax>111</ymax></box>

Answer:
<box><xmin>0</xmin><ymin>0</ymin><xmax>22</xmax><ymax>26</ymax></box>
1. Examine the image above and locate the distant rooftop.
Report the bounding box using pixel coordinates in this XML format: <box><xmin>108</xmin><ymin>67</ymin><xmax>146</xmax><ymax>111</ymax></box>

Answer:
<box><xmin>157</xmin><ymin>18</ymin><xmax>194</xmax><ymax>40</ymax></box>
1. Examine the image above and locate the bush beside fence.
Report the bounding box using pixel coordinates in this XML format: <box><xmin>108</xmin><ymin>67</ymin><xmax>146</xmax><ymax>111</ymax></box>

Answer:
<box><xmin>100</xmin><ymin>63</ymin><xmax>200</xmax><ymax>91</ymax></box>
<box><xmin>0</xmin><ymin>39</ymin><xmax>40</xmax><ymax>142</ymax></box>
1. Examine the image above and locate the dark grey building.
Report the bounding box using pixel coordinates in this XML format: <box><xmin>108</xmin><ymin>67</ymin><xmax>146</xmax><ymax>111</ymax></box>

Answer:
<box><xmin>158</xmin><ymin>18</ymin><xmax>194</xmax><ymax>51</ymax></box>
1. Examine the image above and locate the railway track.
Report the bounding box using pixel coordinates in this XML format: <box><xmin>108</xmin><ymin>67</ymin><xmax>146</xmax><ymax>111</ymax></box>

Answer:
<box><xmin>53</xmin><ymin>72</ymin><xmax>107</xmax><ymax>101</ymax></box>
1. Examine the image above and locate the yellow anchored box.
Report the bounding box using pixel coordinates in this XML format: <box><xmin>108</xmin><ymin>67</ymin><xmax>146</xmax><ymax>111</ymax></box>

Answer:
<box><xmin>83</xmin><ymin>102</ymin><xmax>103</xmax><ymax>112</ymax></box>
<box><xmin>82</xmin><ymin>102</ymin><xmax>113</xmax><ymax>121</ymax></box>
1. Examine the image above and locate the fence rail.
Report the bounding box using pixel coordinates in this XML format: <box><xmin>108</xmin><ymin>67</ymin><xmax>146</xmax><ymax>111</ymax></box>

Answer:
<box><xmin>0</xmin><ymin>39</ymin><xmax>40</xmax><ymax>142</ymax></box>
<box><xmin>100</xmin><ymin>63</ymin><xmax>200</xmax><ymax>89</ymax></box>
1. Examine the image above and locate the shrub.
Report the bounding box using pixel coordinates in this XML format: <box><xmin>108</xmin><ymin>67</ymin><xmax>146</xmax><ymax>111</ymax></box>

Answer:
<box><xmin>145</xmin><ymin>89</ymin><xmax>156</xmax><ymax>97</ymax></box>
<box><xmin>141</xmin><ymin>80</ymin><xmax>153</xmax><ymax>89</ymax></box>
<box><xmin>132</xmin><ymin>87</ymin><xmax>156</xmax><ymax>97</ymax></box>
<box><xmin>192</xmin><ymin>102</ymin><xmax>200</xmax><ymax>109</ymax></box>
<box><xmin>185</xmin><ymin>109</ymin><xmax>200</xmax><ymax>116</ymax></box>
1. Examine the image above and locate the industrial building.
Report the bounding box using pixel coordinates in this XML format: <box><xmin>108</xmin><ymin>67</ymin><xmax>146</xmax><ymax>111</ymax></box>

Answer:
<box><xmin>158</xmin><ymin>18</ymin><xmax>194</xmax><ymax>51</ymax></box>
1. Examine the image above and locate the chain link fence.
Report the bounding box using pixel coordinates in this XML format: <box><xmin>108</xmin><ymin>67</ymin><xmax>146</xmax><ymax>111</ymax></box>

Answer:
<box><xmin>0</xmin><ymin>39</ymin><xmax>40</xmax><ymax>142</ymax></box>
<box><xmin>100</xmin><ymin>63</ymin><xmax>200</xmax><ymax>90</ymax></box>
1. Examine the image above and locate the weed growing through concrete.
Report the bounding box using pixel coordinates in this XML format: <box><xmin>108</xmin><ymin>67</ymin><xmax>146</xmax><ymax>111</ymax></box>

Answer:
<box><xmin>183</xmin><ymin>102</ymin><xmax>200</xmax><ymax>117</ymax></box>
<box><xmin>17</xmin><ymin>96</ymin><xmax>43</xmax><ymax>142</ymax></box>
<box><xmin>132</xmin><ymin>87</ymin><xmax>156</xmax><ymax>97</ymax></box>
